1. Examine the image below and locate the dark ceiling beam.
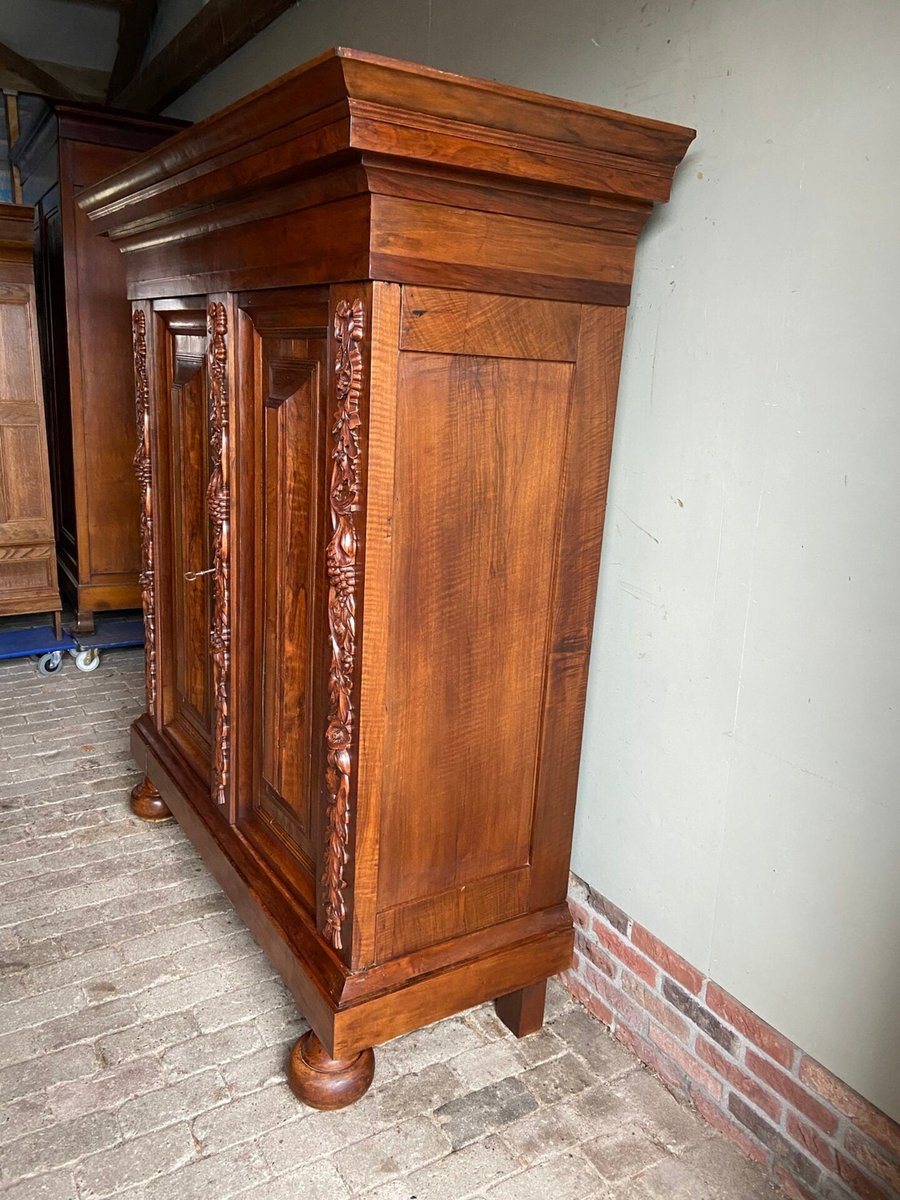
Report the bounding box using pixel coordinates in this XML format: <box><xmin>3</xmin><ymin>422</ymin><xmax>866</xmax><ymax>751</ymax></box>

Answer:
<box><xmin>55</xmin><ymin>0</ymin><xmax>131</xmax><ymax>8</ymax></box>
<box><xmin>0</xmin><ymin>40</ymin><xmax>81</xmax><ymax>100</ymax></box>
<box><xmin>107</xmin><ymin>0</ymin><xmax>158</xmax><ymax>102</ymax></box>
<box><xmin>112</xmin><ymin>0</ymin><xmax>296</xmax><ymax>112</ymax></box>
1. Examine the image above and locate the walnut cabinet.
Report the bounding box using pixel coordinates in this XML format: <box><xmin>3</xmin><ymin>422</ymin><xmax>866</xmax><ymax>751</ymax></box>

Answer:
<box><xmin>81</xmin><ymin>49</ymin><xmax>693</xmax><ymax>1108</ymax></box>
<box><xmin>12</xmin><ymin>100</ymin><xmax>184</xmax><ymax>632</ymax></box>
<box><xmin>0</xmin><ymin>203</ymin><xmax>61</xmax><ymax>628</ymax></box>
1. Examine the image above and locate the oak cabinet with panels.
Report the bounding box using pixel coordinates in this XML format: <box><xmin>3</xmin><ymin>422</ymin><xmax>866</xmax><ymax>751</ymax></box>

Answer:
<box><xmin>12</xmin><ymin>100</ymin><xmax>184</xmax><ymax>632</ymax></box>
<box><xmin>81</xmin><ymin>49</ymin><xmax>693</xmax><ymax>1108</ymax></box>
<box><xmin>0</xmin><ymin>203</ymin><xmax>61</xmax><ymax>627</ymax></box>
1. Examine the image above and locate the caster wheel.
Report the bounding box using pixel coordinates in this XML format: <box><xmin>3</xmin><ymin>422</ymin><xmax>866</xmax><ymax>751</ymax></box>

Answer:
<box><xmin>37</xmin><ymin>651</ymin><xmax>64</xmax><ymax>675</ymax></box>
<box><xmin>74</xmin><ymin>648</ymin><xmax>100</xmax><ymax>673</ymax></box>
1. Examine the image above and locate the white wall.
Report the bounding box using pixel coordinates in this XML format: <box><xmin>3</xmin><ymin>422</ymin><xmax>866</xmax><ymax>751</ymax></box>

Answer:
<box><xmin>160</xmin><ymin>0</ymin><xmax>900</xmax><ymax>1121</ymax></box>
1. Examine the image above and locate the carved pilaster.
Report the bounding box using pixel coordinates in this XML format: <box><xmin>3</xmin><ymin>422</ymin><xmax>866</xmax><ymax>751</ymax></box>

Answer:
<box><xmin>321</xmin><ymin>298</ymin><xmax>365</xmax><ymax>950</ymax></box>
<box><xmin>207</xmin><ymin>302</ymin><xmax>231</xmax><ymax>807</ymax></box>
<box><xmin>132</xmin><ymin>309</ymin><xmax>156</xmax><ymax>714</ymax></box>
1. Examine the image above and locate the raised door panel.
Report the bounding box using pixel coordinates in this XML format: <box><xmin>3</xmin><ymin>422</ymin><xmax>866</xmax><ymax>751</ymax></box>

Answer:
<box><xmin>375</xmin><ymin>287</ymin><xmax>582</xmax><ymax>960</ymax></box>
<box><xmin>0</xmin><ymin>279</ymin><xmax>58</xmax><ymax>609</ymax></box>
<box><xmin>234</xmin><ymin>291</ymin><xmax>329</xmax><ymax>905</ymax></box>
<box><xmin>156</xmin><ymin>307</ymin><xmax>213</xmax><ymax>771</ymax></box>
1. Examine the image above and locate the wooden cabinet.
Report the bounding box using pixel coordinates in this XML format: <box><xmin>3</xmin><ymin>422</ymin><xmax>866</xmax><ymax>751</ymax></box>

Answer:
<box><xmin>11</xmin><ymin>100</ymin><xmax>184</xmax><ymax>632</ymax></box>
<box><xmin>0</xmin><ymin>203</ymin><xmax>61</xmax><ymax>628</ymax></box>
<box><xmin>81</xmin><ymin>49</ymin><xmax>693</xmax><ymax>1108</ymax></box>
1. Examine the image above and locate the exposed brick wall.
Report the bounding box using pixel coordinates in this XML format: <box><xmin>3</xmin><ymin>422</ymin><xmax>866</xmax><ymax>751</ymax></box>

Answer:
<box><xmin>564</xmin><ymin>873</ymin><xmax>900</xmax><ymax>1200</ymax></box>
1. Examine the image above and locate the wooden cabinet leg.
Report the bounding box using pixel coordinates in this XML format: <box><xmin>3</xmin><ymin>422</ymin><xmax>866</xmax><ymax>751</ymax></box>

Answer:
<box><xmin>130</xmin><ymin>777</ymin><xmax>171</xmax><ymax>822</ymax></box>
<box><xmin>495</xmin><ymin>980</ymin><xmax>547</xmax><ymax>1038</ymax></box>
<box><xmin>52</xmin><ymin>612</ymin><xmax>62</xmax><ymax>639</ymax></box>
<box><xmin>72</xmin><ymin>610</ymin><xmax>95</xmax><ymax>635</ymax></box>
<box><xmin>287</xmin><ymin>1031</ymin><xmax>375</xmax><ymax>1110</ymax></box>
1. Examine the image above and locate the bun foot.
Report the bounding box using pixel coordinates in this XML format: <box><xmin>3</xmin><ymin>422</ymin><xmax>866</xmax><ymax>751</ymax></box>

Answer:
<box><xmin>130</xmin><ymin>777</ymin><xmax>171</xmax><ymax>822</ymax></box>
<box><xmin>287</xmin><ymin>1031</ymin><xmax>374</xmax><ymax>1110</ymax></box>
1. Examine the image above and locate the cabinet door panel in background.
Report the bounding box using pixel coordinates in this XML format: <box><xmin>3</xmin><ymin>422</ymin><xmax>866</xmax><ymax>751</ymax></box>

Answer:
<box><xmin>155</xmin><ymin>304</ymin><xmax>213</xmax><ymax>772</ymax></box>
<box><xmin>0</xmin><ymin>280</ymin><xmax>57</xmax><ymax>607</ymax></box>
<box><xmin>375</xmin><ymin>287</ymin><xmax>583</xmax><ymax>961</ymax></box>
<box><xmin>235</xmin><ymin>290</ymin><xmax>329</xmax><ymax>899</ymax></box>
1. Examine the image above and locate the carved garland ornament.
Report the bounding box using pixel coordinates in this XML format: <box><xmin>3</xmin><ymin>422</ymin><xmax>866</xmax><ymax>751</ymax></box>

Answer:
<box><xmin>321</xmin><ymin>298</ymin><xmax>365</xmax><ymax>950</ymax></box>
<box><xmin>207</xmin><ymin>302</ymin><xmax>231</xmax><ymax>807</ymax></box>
<box><xmin>132</xmin><ymin>309</ymin><xmax>157</xmax><ymax>713</ymax></box>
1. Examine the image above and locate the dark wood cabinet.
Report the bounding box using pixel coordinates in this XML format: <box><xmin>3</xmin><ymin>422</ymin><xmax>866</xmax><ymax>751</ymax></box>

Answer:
<box><xmin>0</xmin><ymin>203</ymin><xmax>61</xmax><ymax>627</ymax></box>
<box><xmin>11</xmin><ymin>100</ymin><xmax>184</xmax><ymax>632</ymax></box>
<box><xmin>81</xmin><ymin>49</ymin><xmax>693</xmax><ymax>1108</ymax></box>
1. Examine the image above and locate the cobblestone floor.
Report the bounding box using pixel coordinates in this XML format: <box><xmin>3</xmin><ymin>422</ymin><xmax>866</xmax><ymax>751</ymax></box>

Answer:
<box><xmin>0</xmin><ymin>639</ymin><xmax>781</xmax><ymax>1199</ymax></box>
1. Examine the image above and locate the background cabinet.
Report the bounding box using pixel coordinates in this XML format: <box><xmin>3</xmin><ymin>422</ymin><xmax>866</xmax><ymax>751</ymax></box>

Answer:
<box><xmin>82</xmin><ymin>49</ymin><xmax>693</xmax><ymax>1109</ymax></box>
<box><xmin>0</xmin><ymin>203</ymin><xmax>60</xmax><ymax>628</ymax></box>
<box><xmin>12</xmin><ymin>100</ymin><xmax>184</xmax><ymax>631</ymax></box>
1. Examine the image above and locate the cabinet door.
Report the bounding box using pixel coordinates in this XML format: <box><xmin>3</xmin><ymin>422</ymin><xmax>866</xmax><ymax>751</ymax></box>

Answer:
<box><xmin>0</xmin><ymin>276</ymin><xmax>57</xmax><ymax>610</ymax></box>
<box><xmin>153</xmin><ymin>302</ymin><xmax>214</xmax><ymax>775</ymax></box>
<box><xmin>232</xmin><ymin>288</ymin><xmax>330</xmax><ymax>907</ymax></box>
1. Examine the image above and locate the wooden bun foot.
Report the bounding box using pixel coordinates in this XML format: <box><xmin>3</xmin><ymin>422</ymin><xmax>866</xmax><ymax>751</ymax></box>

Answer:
<box><xmin>287</xmin><ymin>1031</ymin><xmax>375</xmax><ymax>1110</ymax></box>
<box><xmin>130</xmin><ymin>777</ymin><xmax>171</xmax><ymax>822</ymax></box>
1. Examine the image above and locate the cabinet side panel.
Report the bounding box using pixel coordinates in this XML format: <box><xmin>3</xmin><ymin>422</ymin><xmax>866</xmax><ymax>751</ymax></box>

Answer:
<box><xmin>527</xmin><ymin>304</ymin><xmax>626</xmax><ymax>911</ymax></box>
<box><xmin>376</xmin><ymin>290</ymin><xmax>575</xmax><ymax>953</ymax></box>
<box><xmin>65</xmin><ymin>140</ymin><xmax>143</xmax><ymax>582</ymax></box>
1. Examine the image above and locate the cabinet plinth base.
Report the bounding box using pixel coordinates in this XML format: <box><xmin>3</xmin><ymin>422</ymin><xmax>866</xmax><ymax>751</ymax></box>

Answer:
<box><xmin>287</xmin><ymin>1031</ymin><xmax>375</xmax><ymax>1110</ymax></box>
<box><xmin>130</xmin><ymin>777</ymin><xmax>171</xmax><ymax>822</ymax></box>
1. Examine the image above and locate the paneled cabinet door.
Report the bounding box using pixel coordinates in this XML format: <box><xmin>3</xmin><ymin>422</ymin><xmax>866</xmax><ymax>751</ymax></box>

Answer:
<box><xmin>150</xmin><ymin>301</ymin><xmax>215</xmax><ymax>779</ymax></box>
<box><xmin>0</xmin><ymin>278</ymin><xmax>57</xmax><ymax>613</ymax></box>
<box><xmin>231</xmin><ymin>288</ymin><xmax>331</xmax><ymax>913</ymax></box>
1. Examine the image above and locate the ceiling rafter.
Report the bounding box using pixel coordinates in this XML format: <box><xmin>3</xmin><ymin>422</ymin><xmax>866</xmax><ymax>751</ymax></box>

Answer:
<box><xmin>52</xmin><ymin>0</ymin><xmax>132</xmax><ymax>9</ymax></box>
<box><xmin>106</xmin><ymin>0</ymin><xmax>157</xmax><ymax>102</ymax></box>
<box><xmin>111</xmin><ymin>0</ymin><xmax>296</xmax><ymax>112</ymax></box>
<box><xmin>0</xmin><ymin>39</ymin><xmax>81</xmax><ymax>100</ymax></box>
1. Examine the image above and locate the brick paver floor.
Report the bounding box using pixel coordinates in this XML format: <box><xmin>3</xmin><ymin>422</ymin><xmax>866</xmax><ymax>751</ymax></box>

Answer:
<box><xmin>0</xmin><ymin>640</ymin><xmax>781</xmax><ymax>1198</ymax></box>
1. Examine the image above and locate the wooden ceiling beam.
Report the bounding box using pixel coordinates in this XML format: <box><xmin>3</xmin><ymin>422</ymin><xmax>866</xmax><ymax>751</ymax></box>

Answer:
<box><xmin>54</xmin><ymin>1</ymin><xmax>131</xmax><ymax>9</ymax></box>
<box><xmin>107</xmin><ymin>0</ymin><xmax>158</xmax><ymax>102</ymax></box>
<box><xmin>112</xmin><ymin>0</ymin><xmax>296</xmax><ymax>112</ymax></box>
<box><xmin>0</xmin><ymin>40</ymin><xmax>81</xmax><ymax>100</ymax></box>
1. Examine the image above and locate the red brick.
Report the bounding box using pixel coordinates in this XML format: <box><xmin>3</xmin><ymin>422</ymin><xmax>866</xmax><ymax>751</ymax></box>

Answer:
<box><xmin>592</xmin><ymin>922</ymin><xmax>658</xmax><ymax>987</ymax></box>
<box><xmin>631</xmin><ymin>924</ymin><xmax>704</xmax><ymax>994</ymax></box>
<box><xmin>648</xmin><ymin>1024</ymin><xmax>723</xmax><ymax>1101</ymax></box>
<box><xmin>662</xmin><ymin>978</ymin><xmax>738</xmax><ymax>1053</ymax></box>
<box><xmin>578</xmin><ymin>957</ymin><xmax>644</xmax><ymax>1029</ymax></box>
<box><xmin>621</xmin><ymin>971</ymin><xmax>691</xmax><ymax>1041</ymax></box>
<box><xmin>844</xmin><ymin>1129</ymin><xmax>900</xmax><ymax>1196</ymax></box>
<box><xmin>746</xmin><ymin>1048</ymin><xmax>838</xmax><ymax>1135</ymax></box>
<box><xmin>774</xmin><ymin>1166</ymin><xmax>819</xmax><ymax>1200</ymax></box>
<box><xmin>561</xmin><ymin>970</ymin><xmax>613</xmax><ymax>1028</ymax></box>
<box><xmin>586</xmin><ymin>886</ymin><xmax>629</xmax><ymax>935</ymax></box>
<box><xmin>574</xmin><ymin>927</ymin><xmax>616</xmax><ymax>978</ymax></box>
<box><xmin>800</xmin><ymin>1056</ymin><xmax>900</xmax><ymax>1160</ymax></box>
<box><xmin>786</xmin><ymin>1112</ymin><xmax>836</xmax><ymax>1170</ymax></box>
<box><xmin>568</xmin><ymin>898</ymin><xmax>592</xmax><ymax>934</ymax></box>
<box><xmin>696</xmin><ymin>1037</ymin><xmax>782</xmax><ymax>1120</ymax></box>
<box><xmin>615</xmin><ymin>1021</ymin><xmax>688</xmax><ymax>1098</ymax></box>
<box><xmin>728</xmin><ymin>1094</ymin><xmax>821</xmax><ymax>1189</ymax></box>
<box><xmin>691</xmin><ymin>1084</ymin><xmax>767</xmax><ymax>1165</ymax></box>
<box><xmin>836</xmin><ymin>1152</ymin><xmax>892</xmax><ymax>1200</ymax></box>
<box><xmin>706</xmin><ymin>982</ymin><xmax>796</xmax><ymax>1068</ymax></box>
